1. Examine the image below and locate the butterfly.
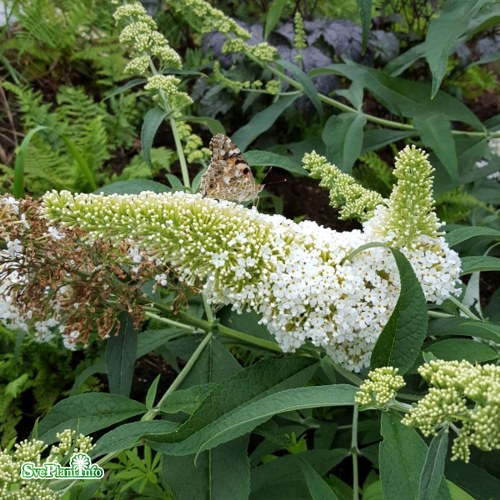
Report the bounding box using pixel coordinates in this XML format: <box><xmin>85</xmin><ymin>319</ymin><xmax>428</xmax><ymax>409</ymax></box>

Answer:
<box><xmin>200</xmin><ymin>134</ymin><xmax>264</xmax><ymax>203</ymax></box>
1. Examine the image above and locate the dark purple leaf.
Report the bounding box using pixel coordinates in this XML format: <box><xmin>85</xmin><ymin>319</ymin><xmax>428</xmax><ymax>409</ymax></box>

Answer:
<box><xmin>476</xmin><ymin>34</ymin><xmax>500</xmax><ymax>57</ymax></box>
<box><xmin>322</xmin><ymin>20</ymin><xmax>363</xmax><ymax>60</ymax></box>
<box><xmin>275</xmin><ymin>22</ymin><xmax>295</xmax><ymax>43</ymax></box>
<box><xmin>369</xmin><ymin>31</ymin><xmax>400</xmax><ymax>63</ymax></box>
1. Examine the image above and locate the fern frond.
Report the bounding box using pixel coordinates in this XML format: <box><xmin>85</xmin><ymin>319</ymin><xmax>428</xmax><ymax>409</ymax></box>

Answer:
<box><xmin>3</xmin><ymin>82</ymin><xmax>112</xmax><ymax>193</ymax></box>
<box><xmin>355</xmin><ymin>151</ymin><xmax>394</xmax><ymax>197</ymax></box>
<box><xmin>436</xmin><ymin>188</ymin><xmax>488</xmax><ymax>223</ymax></box>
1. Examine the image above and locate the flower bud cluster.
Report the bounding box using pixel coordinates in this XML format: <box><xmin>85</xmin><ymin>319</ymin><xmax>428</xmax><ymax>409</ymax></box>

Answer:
<box><xmin>402</xmin><ymin>360</ymin><xmax>500</xmax><ymax>462</ymax></box>
<box><xmin>355</xmin><ymin>367</ymin><xmax>405</xmax><ymax>407</ymax></box>
<box><xmin>303</xmin><ymin>151</ymin><xmax>384</xmax><ymax>221</ymax></box>
<box><xmin>0</xmin><ymin>430</ymin><xmax>93</xmax><ymax>499</ymax></box>
<box><xmin>112</xmin><ymin>1</ymin><xmax>191</xmax><ymax>113</ymax></box>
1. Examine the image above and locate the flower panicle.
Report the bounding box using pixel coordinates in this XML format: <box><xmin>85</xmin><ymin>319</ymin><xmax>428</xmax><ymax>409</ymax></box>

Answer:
<box><xmin>0</xmin><ymin>196</ymin><xmax>169</xmax><ymax>348</ymax></box>
<box><xmin>41</xmin><ymin>187</ymin><xmax>461</xmax><ymax>371</ymax></box>
<box><xmin>112</xmin><ymin>0</ymin><xmax>192</xmax><ymax>113</ymax></box>
<box><xmin>402</xmin><ymin>360</ymin><xmax>500</xmax><ymax>462</ymax></box>
<box><xmin>0</xmin><ymin>430</ymin><xmax>93</xmax><ymax>499</ymax></box>
<box><xmin>364</xmin><ymin>145</ymin><xmax>442</xmax><ymax>248</ymax></box>
<box><xmin>355</xmin><ymin>366</ymin><xmax>406</xmax><ymax>407</ymax></box>
<box><xmin>303</xmin><ymin>151</ymin><xmax>384</xmax><ymax>222</ymax></box>
<box><xmin>293</xmin><ymin>12</ymin><xmax>307</xmax><ymax>52</ymax></box>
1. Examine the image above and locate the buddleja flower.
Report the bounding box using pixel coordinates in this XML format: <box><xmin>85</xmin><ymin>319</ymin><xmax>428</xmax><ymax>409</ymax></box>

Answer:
<box><xmin>42</xmin><ymin>148</ymin><xmax>461</xmax><ymax>371</ymax></box>
<box><xmin>167</xmin><ymin>0</ymin><xmax>277</xmax><ymax>64</ymax></box>
<box><xmin>0</xmin><ymin>430</ymin><xmax>93</xmax><ymax>498</ymax></box>
<box><xmin>303</xmin><ymin>151</ymin><xmax>384</xmax><ymax>221</ymax></box>
<box><xmin>402</xmin><ymin>360</ymin><xmax>500</xmax><ymax>462</ymax></box>
<box><xmin>112</xmin><ymin>0</ymin><xmax>192</xmax><ymax>112</ymax></box>
<box><xmin>304</xmin><ymin>146</ymin><xmax>460</xmax><ymax>304</ymax></box>
<box><xmin>475</xmin><ymin>137</ymin><xmax>500</xmax><ymax>181</ymax></box>
<box><xmin>363</xmin><ymin>146</ymin><xmax>441</xmax><ymax>248</ymax></box>
<box><xmin>294</xmin><ymin>12</ymin><xmax>307</xmax><ymax>53</ymax></box>
<box><xmin>0</xmin><ymin>197</ymin><xmax>167</xmax><ymax>347</ymax></box>
<box><xmin>355</xmin><ymin>367</ymin><xmax>405</xmax><ymax>407</ymax></box>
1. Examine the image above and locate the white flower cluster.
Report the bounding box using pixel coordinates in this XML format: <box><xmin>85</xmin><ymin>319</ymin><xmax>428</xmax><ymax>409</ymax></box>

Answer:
<box><xmin>0</xmin><ymin>199</ymin><xmax>72</xmax><ymax>347</ymax></box>
<box><xmin>475</xmin><ymin>137</ymin><xmax>500</xmax><ymax>181</ymax></box>
<box><xmin>43</xmin><ymin>190</ymin><xmax>462</xmax><ymax>371</ymax></box>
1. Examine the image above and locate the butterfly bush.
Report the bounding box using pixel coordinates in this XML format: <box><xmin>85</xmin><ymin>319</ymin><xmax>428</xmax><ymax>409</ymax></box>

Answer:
<box><xmin>37</xmin><ymin>147</ymin><xmax>461</xmax><ymax>371</ymax></box>
<box><xmin>0</xmin><ymin>430</ymin><xmax>93</xmax><ymax>498</ymax></box>
<box><xmin>112</xmin><ymin>0</ymin><xmax>210</xmax><ymax>164</ymax></box>
<box><xmin>356</xmin><ymin>361</ymin><xmax>500</xmax><ymax>461</ymax></box>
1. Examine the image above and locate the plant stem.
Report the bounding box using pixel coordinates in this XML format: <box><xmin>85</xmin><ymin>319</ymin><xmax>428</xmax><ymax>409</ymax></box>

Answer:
<box><xmin>144</xmin><ymin>310</ymin><xmax>198</xmax><ymax>331</ymax></box>
<box><xmin>351</xmin><ymin>405</ymin><xmax>360</xmax><ymax>500</ymax></box>
<box><xmin>202</xmin><ymin>293</ymin><xmax>214</xmax><ymax>323</ymax></box>
<box><xmin>169</xmin><ymin>115</ymin><xmax>191</xmax><ymax>189</ymax></box>
<box><xmin>246</xmin><ymin>53</ymin><xmax>500</xmax><ymax>139</ymax></box>
<box><xmin>428</xmin><ymin>310</ymin><xmax>454</xmax><ymax>318</ymax></box>
<box><xmin>448</xmin><ymin>296</ymin><xmax>481</xmax><ymax>320</ymax></box>
<box><xmin>148</xmin><ymin>61</ymin><xmax>191</xmax><ymax>189</ymax></box>
<box><xmin>156</xmin><ymin>330</ymin><xmax>214</xmax><ymax>406</ymax></box>
<box><xmin>175</xmin><ymin>310</ymin><xmax>283</xmax><ymax>353</ymax></box>
<box><xmin>330</xmin><ymin>360</ymin><xmax>364</xmax><ymax>386</ymax></box>
<box><xmin>94</xmin><ymin>331</ymin><xmax>213</xmax><ymax>473</ymax></box>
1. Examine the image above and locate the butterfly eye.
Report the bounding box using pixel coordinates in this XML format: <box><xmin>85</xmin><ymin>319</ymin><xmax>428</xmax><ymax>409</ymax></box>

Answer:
<box><xmin>242</xmin><ymin>167</ymin><xmax>250</xmax><ymax>175</ymax></box>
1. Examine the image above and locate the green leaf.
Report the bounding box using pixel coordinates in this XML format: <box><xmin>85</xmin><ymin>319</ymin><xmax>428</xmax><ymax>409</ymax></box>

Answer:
<box><xmin>163</xmin><ymin>437</ymin><xmax>250</xmax><ymax>500</ymax></box>
<box><xmin>264</xmin><ymin>0</ymin><xmax>288</xmax><ymax>40</ymax></box>
<box><xmin>69</xmin><ymin>360</ymin><xmax>107</xmax><ymax>395</ymax></box>
<box><xmin>137</xmin><ymin>327</ymin><xmax>187</xmax><ymax>358</ymax></box>
<box><xmin>362</xmin><ymin>129</ymin><xmax>414</xmax><ymax>153</ymax></box>
<box><xmin>445</xmin><ymin>480</ymin><xmax>474</xmax><ymax>500</ymax></box>
<box><xmin>146</xmin><ymin>375</ymin><xmax>161</xmax><ymax>409</ymax></box>
<box><xmin>179</xmin><ymin>115</ymin><xmax>225</xmax><ymax>135</ymax></box>
<box><xmin>413</xmin><ymin>114</ymin><xmax>458</xmax><ymax>180</ymax></box>
<box><xmin>313</xmin><ymin>63</ymin><xmax>482</xmax><ymax>129</ymax></box>
<box><xmin>12</xmin><ymin>125</ymin><xmax>47</xmax><ymax>198</ymax></box>
<box><xmin>445</xmin><ymin>226</ymin><xmax>500</xmax><ymax>247</ymax></box>
<box><xmin>425</xmin><ymin>0</ymin><xmax>490</xmax><ymax>98</ymax></box>
<box><xmin>446</xmin><ymin>461</ymin><xmax>500</xmax><ymax>500</ymax></box>
<box><xmin>380</xmin><ymin>412</ymin><xmax>426</xmax><ymax>500</ymax></box>
<box><xmin>300</xmin><ymin>457</ymin><xmax>339</xmax><ymax>499</ymax></box>
<box><xmin>461</xmin><ymin>256</ymin><xmax>500</xmax><ymax>274</ymax></box>
<box><xmin>385</xmin><ymin>43</ymin><xmax>426</xmax><ymax>77</ymax></box>
<box><xmin>276</xmin><ymin>60</ymin><xmax>324</xmax><ymax>117</ymax></box>
<box><xmin>6</xmin><ymin>374</ymin><xmax>29</xmax><ymax>398</ymax></box>
<box><xmin>232</xmin><ymin>94</ymin><xmax>299</xmax><ymax>151</ymax></box>
<box><xmin>37</xmin><ymin>393</ymin><xmax>146</xmax><ymax>444</ymax></box>
<box><xmin>159</xmin><ymin>384</ymin><xmax>216</xmax><ymax>414</ymax></box>
<box><xmin>141</xmin><ymin>107</ymin><xmax>168</xmax><ymax>166</ymax></box>
<box><xmin>419</xmin><ymin>428</ymin><xmax>449</xmax><ymax>500</ymax></box>
<box><xmin>425</xmin><ymin>339</ymin><xmax>498</xmax><ymax>363</ymax></box>
<box><xmin>146</xmin><ymin>355</ymin><xmax>317</xmax><ymax>449</ymax></box>
<box><xmin>244</xmin><ymin>150</ymin><xmax>306</xmax><ymax>175</ymax></box>
<box><xmin>95</xmin><ymin>179</ymin><xmax>170</xmax><ymax>195</ymax></box>
<box><xmin>251</xmin><ymin>450</ymin><xmax>348</xmax><ymax>498</ymax></box>
<box><xmin>428</xmin><ymin>318</ymin><xmax>500</xmax><ymax>343</ymax></box>
<box><xmin>106</xmin><ymin>312</ymin><xmax>137</xmax><ymax>397</ymax></box>
<box><xmin>322</xmin><ymin>113</ymin><xmax>367</xmax><ymax>173</ymax></box>
<box><xmin>103</xmin><ymin>78</ymin><xmax>146</xmax><ymax>100</ymax></box>
<box><xmin>61</xmin><ymin>135</ymin><xmax>97</xmax><ymax>191</ymax></box>
<box><xmin>177</xmin><ymin>336</ymin><xmax>242</xmax><ymax>389</ymax></box>
<box><xmin>148</xmin><ymin>384</ymin><xmax>356</xmax><ymax>457</ymax></box>
<box><xmin>92</xmin><ymin>420</ymin><xmax>177</xmax><ymax>458</ymax></box>
<box><xmin>166</xmin><ymin>173</ymin><xmax>184</xmax><ymax>191</ymax></box>
<box><xmin>357</xmin><ymin>0</ymin><xmax>372</xmax><ymax>52</ymax></box>
<box><xmin>371</xmin><ymin>249</ymin><xmax>428</xmax><ymax>374</ymax></box>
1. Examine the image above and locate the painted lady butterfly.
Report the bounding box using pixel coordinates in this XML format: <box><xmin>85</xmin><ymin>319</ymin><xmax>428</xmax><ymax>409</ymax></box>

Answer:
<box><xmin>200</xmin><ymin>134</ymin><xmax>264</xmax><ymax>202</ymax></box>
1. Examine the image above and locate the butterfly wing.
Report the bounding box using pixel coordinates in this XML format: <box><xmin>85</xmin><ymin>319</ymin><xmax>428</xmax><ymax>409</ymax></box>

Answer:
<box><xmin>201</xmin><ymin>134</ymin><xmax>264</xmax><ymax>202</ymax></box>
